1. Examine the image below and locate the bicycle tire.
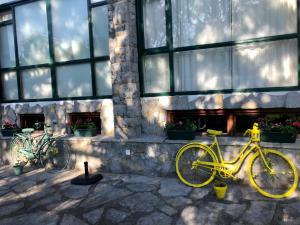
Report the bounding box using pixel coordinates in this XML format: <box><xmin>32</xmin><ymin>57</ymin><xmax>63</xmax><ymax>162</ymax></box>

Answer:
<box><xmin>40</xmin><ymin>140</ymin><xmax>71</xmax><ymax>171</ymax></box>
<box><xmin>176</xmin><ymin>143</ymin><xmax>218</xmax><ymax>187</ymax></box>
<box><xmin>10</xmin><ymin>137</ymin><xmax>28</xmax><ymax>166</ymax></box>
<box><xmin>248</xmin><ymin>149</ymin><xmax>298</xmax><ymax>198</ymax></box>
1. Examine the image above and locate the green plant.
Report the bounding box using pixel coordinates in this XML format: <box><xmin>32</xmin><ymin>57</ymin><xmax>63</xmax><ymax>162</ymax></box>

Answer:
<box><xmin>164</xmin><ymin>119</ymin><xmax>197</xmax><ymax>132</ymax></box>
<box><xmin>71</xmin><ymin>118</ymin><xmax>96</xmax><ymax>131</ymax></box>
<box><xmin>2</xmin><ymin>120</ymin><xmax>19</xmax><ymax>130</ymax></box>
<box><xmin>257</xmin><ymin>115</ymin><xmax>298</xmax><ymax>136</ymax></box>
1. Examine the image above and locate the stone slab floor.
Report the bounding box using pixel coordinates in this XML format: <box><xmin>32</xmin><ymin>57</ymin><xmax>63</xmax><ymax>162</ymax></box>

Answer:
<box><xmin>0</xmin><ymin>166</ymin><xmax>299</xmax><ymax>225</ymax></box>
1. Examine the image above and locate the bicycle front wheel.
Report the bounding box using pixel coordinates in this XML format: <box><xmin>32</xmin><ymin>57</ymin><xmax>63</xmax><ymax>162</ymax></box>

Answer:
<box><xmin>41</xmin><ymin>141</ymin><xmax>71</xmax><ymax>170</ymax></box>
<box><xmin>248</xmin><ymin>149</ymin><xmax>298</xmax><ymax>198</ymax></box>
<box><xmin>176</xmin><ymin>143</ymin><xmax>217</xmax><ymax>187</ymax></box>
<box><xmin>10</xmin><ymin>137</ymin><xmax>28</xmax><ymax>166</ymax></box>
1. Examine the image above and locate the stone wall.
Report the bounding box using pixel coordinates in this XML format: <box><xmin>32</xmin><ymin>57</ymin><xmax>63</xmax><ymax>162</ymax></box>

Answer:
<box><xmin>141</xmin><ymin>91</ymin><xmax>300</xmax><ymax>136</ymax></box>
<box><xmin>108</xmin><ymin>0</ymin><xmax>142</xmax><ymax>139</ymax></box>
<box><xmin>1</xmin><ymin>136</ymin><xmax>300</xmax><ymax>179</ymax></box>
<box><xmin>0</xmin><ymin>99</ymin><xmax>114</xmax><ymax>136</ymax></box>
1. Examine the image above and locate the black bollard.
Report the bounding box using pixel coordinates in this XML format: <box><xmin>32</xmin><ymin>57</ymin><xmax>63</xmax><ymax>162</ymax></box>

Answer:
<box><xmin>84</xmin><ymin>161</ymin><xmax>89</xmax><ymax>177</ymax></box>
<box><xmin>71</xmin><ymin>161</ymin><xmax>103</xmax><ymax>185</ymax></box>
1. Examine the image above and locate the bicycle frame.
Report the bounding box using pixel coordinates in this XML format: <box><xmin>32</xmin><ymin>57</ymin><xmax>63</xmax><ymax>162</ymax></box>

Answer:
<box><xmin>194</xmin><ymin>135</ymin><xmax>272</xmax><ymax>178</ymax></box>
<box><xmin>14</xmin><ymin>131</ymin><xmax>53</xmax><ymax>160</ymax></box>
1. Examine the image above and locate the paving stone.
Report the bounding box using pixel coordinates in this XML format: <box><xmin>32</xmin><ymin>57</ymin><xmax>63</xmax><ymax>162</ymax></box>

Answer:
<box><xmin>159</xmin><ymin>179</ymin><xmax>192</xmax><ymax>197</ymax></box>
<box><xmin>81</xmin><ymin>186</ymin><xmax>131</xmax><ymax>208</ymax></box>
<box><xmin>29</xmin><ymin>193</ymin><xmax>62</xmax><ymax>210</ymax></box>
<box><xmin>83</xmin><ymin>208</ymin><xmax>104</xmax><ymax>225</ymax></box>
<box><xmin>119</xmin><ymin>192</ymin><xmax>159</xmax><ymax>213</ymax></box>
<box><xmin>158</xmin><ymin>204</ymin><xmax>177</xmax><ymax>216</ymax></box>
<box><xmin>46</xmin><ymin>199</ymin><xmax>82</xmax><ymax>212</ymax></box>
<box><xmin>180</xmin><ymin>206</ymin><xmax>220</xmax><ymax>225</ymax></box>
<box><xmin>121</xmin><ymin>174</ymin><xmax>161</xmax><ymax>185</ymax></box>
<box><xmin>0</xmin><ymin>192</ymin><xmax>20</xmax><ymax>206</ymax></box>
<box><xmin>165</xmin><ymin>196</ymin><xmax>193</xmax><ymax>208</ymax></box>
<box><xmin>12</xmin><ymin>180</ymin><xmax>36</xmax><ymax>193</ymax></box>
<box><xmin>26</xmin><ymin>186</ymin><xmax>56</xmax><ymax>201</ymax></box>
<box><xmin>61</xmin><ymin>185</ymin><xmax>90</xmax><ymax>199</ymax></box>
<box><xmin>0</xmin><ymin>211</ymin><xmax>59</xmax><ymax>225</ymax></box>
<box><xmin>206</xmin><ymin>202</ymin><xmax>247</xmax><ymax>221</ymax></box>
<box><xmin>0</xmin><ymin>202</ymin><xmax>24</xmax><ymax>217</ymax></box>
<box><xmin>137</xmin><ymin>211</ymin><xmax>172</xmax><ymax>225</ymax></box>
<box><xmin>190</xmin><ymin>188</ymin><xmax>210</xmax><ymax>200</ymax></box>
<box><xmin>240</xmin><ymin>201</ymin><xmax>276</xmax><ymax>225</ymax></box>
<box><xmin>0</xmin><ymin>189</ymin><xmax>9</xmax><ymax>197</ymax></box>
<box><xmin>126</xmin><ymin>183</ymin><xmax>156</xmax><ymax>192</ymax></box>
<box><xmin>105</xmin><ymin>208</ymin><xmax>130</xmax><ymax>223</ymax></box>
<box><xmin>280</xmin><ymin>201</ymin><xmax>300</xmax><ymax>224</ymax></box>
<box><xmin>60</xmin><ymin>214</ymin><xmax>88</xmax><ymax>225</ymax></box>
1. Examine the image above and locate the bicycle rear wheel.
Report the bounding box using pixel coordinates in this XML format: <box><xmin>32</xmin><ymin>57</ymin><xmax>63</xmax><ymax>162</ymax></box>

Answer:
<box><xmin>248</xmin><ymin>149</ymin><xmax>298</xmax><ymax>198</ymax></box>
<box><xmin>40</xmin><ymin>141</ymin><xmax>71</xmax><ymax>170</ymax></box>
<box><xmin>10</xmin><ymin>137</ymin><xmax>28</xmax><ymax>166</ymax></box>
<box><xmin>176</xmin><ymin>143</ymin><xmax>217</xmax><ymax>187</ymax></box>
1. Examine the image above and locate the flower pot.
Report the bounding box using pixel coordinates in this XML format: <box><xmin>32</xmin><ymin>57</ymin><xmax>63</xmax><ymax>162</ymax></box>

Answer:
<box><xmin>261</xmin><ymin>131</ymin><xmax>297</xmax><ymax>143</ymax></box>
<box><xmin>213</xmin><ymin>182</ymin><xmax>227</xmax><ymax>199</ymax></box>
<box><xmin>73</xmin><ymin>128</ymin><xmax>97</xmax><ymax>137</ymax></box>
<box><xmin>166</xmin><ymin>130</ymin><xmax>195</xmax><ymax>140</ymax></box>
<box><xmin>13</xmin><ymin>165</ymin><xmax>23</xmax><ymax>176</ymax></box>
<box><xmin>1</xmin><ymin>128</ymin><xmax>21</xmax><ymax>137</ymax></box>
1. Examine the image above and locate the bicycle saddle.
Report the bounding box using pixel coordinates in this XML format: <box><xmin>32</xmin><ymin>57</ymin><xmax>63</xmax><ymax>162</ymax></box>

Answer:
<box><xmin>207</xmin><ymin>129</ymin><xmax>222</xmax><ymax>136</ymax></box>
<box><xmin>22</xmin><ymin>128</ymin><xmax>34</xmax><ymax>134</ymax></box>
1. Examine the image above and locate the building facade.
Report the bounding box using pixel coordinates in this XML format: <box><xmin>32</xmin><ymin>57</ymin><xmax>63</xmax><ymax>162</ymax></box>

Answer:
<box><xmin>0</xmin><ymin>0</ymin><xmax>300</xmax><ymax>174</ymax></box>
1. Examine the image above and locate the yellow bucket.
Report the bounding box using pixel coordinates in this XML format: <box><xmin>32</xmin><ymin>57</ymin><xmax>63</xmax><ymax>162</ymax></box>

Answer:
<box><xmin>213</xmin><ymin>182</ymin><xmax>227</xmax><ymax>199</ymax></box>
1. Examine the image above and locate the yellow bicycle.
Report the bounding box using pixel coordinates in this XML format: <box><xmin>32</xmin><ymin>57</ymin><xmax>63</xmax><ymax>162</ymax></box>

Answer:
<box><xmin>175</xmin><ymin>123</ymin><xmax>298</xmax><ymax>198</ymax></box>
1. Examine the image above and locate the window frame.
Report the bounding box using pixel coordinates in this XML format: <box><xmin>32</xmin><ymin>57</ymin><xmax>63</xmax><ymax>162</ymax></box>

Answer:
<box><xmin>0</xmin><ymin>0</ymin><xmax>112</xmax><ymax>103</ymax></box>
<box><xmin>137</xmin><ymin>0</ymin><xmax>300</xmax><ymax>97</ymax></box>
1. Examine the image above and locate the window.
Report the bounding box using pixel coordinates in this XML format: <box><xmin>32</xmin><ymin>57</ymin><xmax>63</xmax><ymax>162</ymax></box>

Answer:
<box><xmin>139</xmin><ymin>0</ymin><xmax>298</xmax><ymax>95</ymax></box>
<box><xmin>56</xmin><ymin>64</ymin><xmax>92</xmax><ymax>98</ymax></box>
<box><xmin>15</xmin><ymin>1</ymin><xmax>50</xmax><ymax>66</ymax></box>
<box><xmin>20</xmin><ymin>113</ymin><xmax>45</xmax><ymax>130</ymax></box>
<box><xmin>68</xmin><ymin>112</ymin><xmax>101</xmax><ymax>134</ymax></box>
<box><xmin>0</xmin><ymin>0</ymin><xmax>111</xmax><ymax>102</ymax></box>
<box><xmin>51</xmin><ymin>0</ymin><xmax>90</xmax><ymax>62</ymax></box>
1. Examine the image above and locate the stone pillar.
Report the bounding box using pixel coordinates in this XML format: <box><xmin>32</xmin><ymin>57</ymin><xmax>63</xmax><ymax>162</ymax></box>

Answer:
<box><xmin>108</xmin><ymin>0</ymin><xmax>142</xmax><ymax>139</ymax></box>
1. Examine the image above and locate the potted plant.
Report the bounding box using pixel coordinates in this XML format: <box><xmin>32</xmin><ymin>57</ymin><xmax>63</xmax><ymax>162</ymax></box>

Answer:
<box><xmin>213</xmin><ymin>180</ymin><xmax>227</xmax><ymax>199</ymax></box>
<box><xmin>1</xmin><ymin>120</ymin><xmax>21</xmax><ymax>137</ymax></box>
<box><xmin>13</xmin><ymin>162</ymin><xmax>23</xmax><ymax>176</ymax></box>
<box><xmin>257</xmin><ymin>115</ymin><xmax>299</xmax><ymax>143</ymax></box>
<box><xmin>164</xmin><ymin>119</ymin><xmax>197</xmax><ymax>140</ymax></box>
<box><xmin>71</xmin><ymin>119</ymin><xmax>97</xmax><ymax>137</ymax></box>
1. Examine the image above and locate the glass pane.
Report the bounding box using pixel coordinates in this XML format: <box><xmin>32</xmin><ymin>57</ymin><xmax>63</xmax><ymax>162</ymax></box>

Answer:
<box><xmin>92</xmin><ymin>6</ymin><xmax>109</xmax><ymax>57</ymax></box>
<box><xmin>174</xmin><ymin>47</ymin><xmax>231</xmax><ymax>92</ymax></box>
<box><xmin>56</xmin><ymin>64</ymin><xmax>92</xmax><ymax>97</ymax></box>
<box><xmin>2</xmin><ymin>71</ymin><xmax>18</xmax><ymax>100</ymax></box>
<box><xmin>21</xmin><ymin>68</ymin><xmax>52</xmax><ymax>99</ymax></box>
<box><xmin>0</xmin><ymin>11</ymin><xmax>12</xmax><ymax>22</ymax></box>
<box><xmin>232</xmin><ymin>0</ymin><xmax>297</xmax><ymax>40</ymax></box>
<box><xmin>143</xmin><ymin>0</ymin><xmax>166</xmax><ymax>49</ymax></box>
<box><xmin>232</xmin><ymin>39</ymin><xmax>298</xmax><ymax>89</ymax></box>
<box><xmin>95</xmin><ymin>61</ymin><xmax>112</xmax><ymax>95</ymax></box>
<box><xmin>144</xmin><ymin>54</ymin><xmax>170</xmax><ymax>93</ymax></box>
<box><xmin>172</xmin><ymin>0</ymin><xmax>231</xmax><ymax>47</ymax></box>
<box><xmin>0</xmin><ymin>25</ymin><xmax>15</xmax><ymax>68</ymax></box>
<box><xmin>91</xmin><ymin>0</ymin><xmax>106</xmax><ymax>3</ymax></box>
<box><xmin>52</xmin><ymin>0</ymin><xmax>90</xmax><ymax>62</ymax></box>
<box><xmin>15</xmin><ymin>1</ymin><xmax>50</xmax><ymax>66</ymax></box>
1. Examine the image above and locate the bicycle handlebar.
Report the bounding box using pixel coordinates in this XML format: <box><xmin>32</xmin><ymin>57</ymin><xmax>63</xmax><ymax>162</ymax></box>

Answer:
<box><xmin>34</xmin><ymin>121</ymin><xmax>57</xmax><ymax>129</ymax></box>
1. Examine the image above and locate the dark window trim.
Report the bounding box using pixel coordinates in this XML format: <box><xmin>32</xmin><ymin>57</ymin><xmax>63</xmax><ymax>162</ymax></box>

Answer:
<box><xmin>137</xmin><ymin>0</ymin><xmax>300</xmax><ymax>97</ymax></box>
<box><xmin>0</xmin><ymin>0</ymin><xmax>111</xmax><ymax>103</ymax></box>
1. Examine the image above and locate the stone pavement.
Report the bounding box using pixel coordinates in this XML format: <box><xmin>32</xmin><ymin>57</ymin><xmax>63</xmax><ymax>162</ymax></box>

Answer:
<box><xmin>0</xmin><ymin>166</ymin><xmax>299</xmax><ymax>225</ymax></box>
